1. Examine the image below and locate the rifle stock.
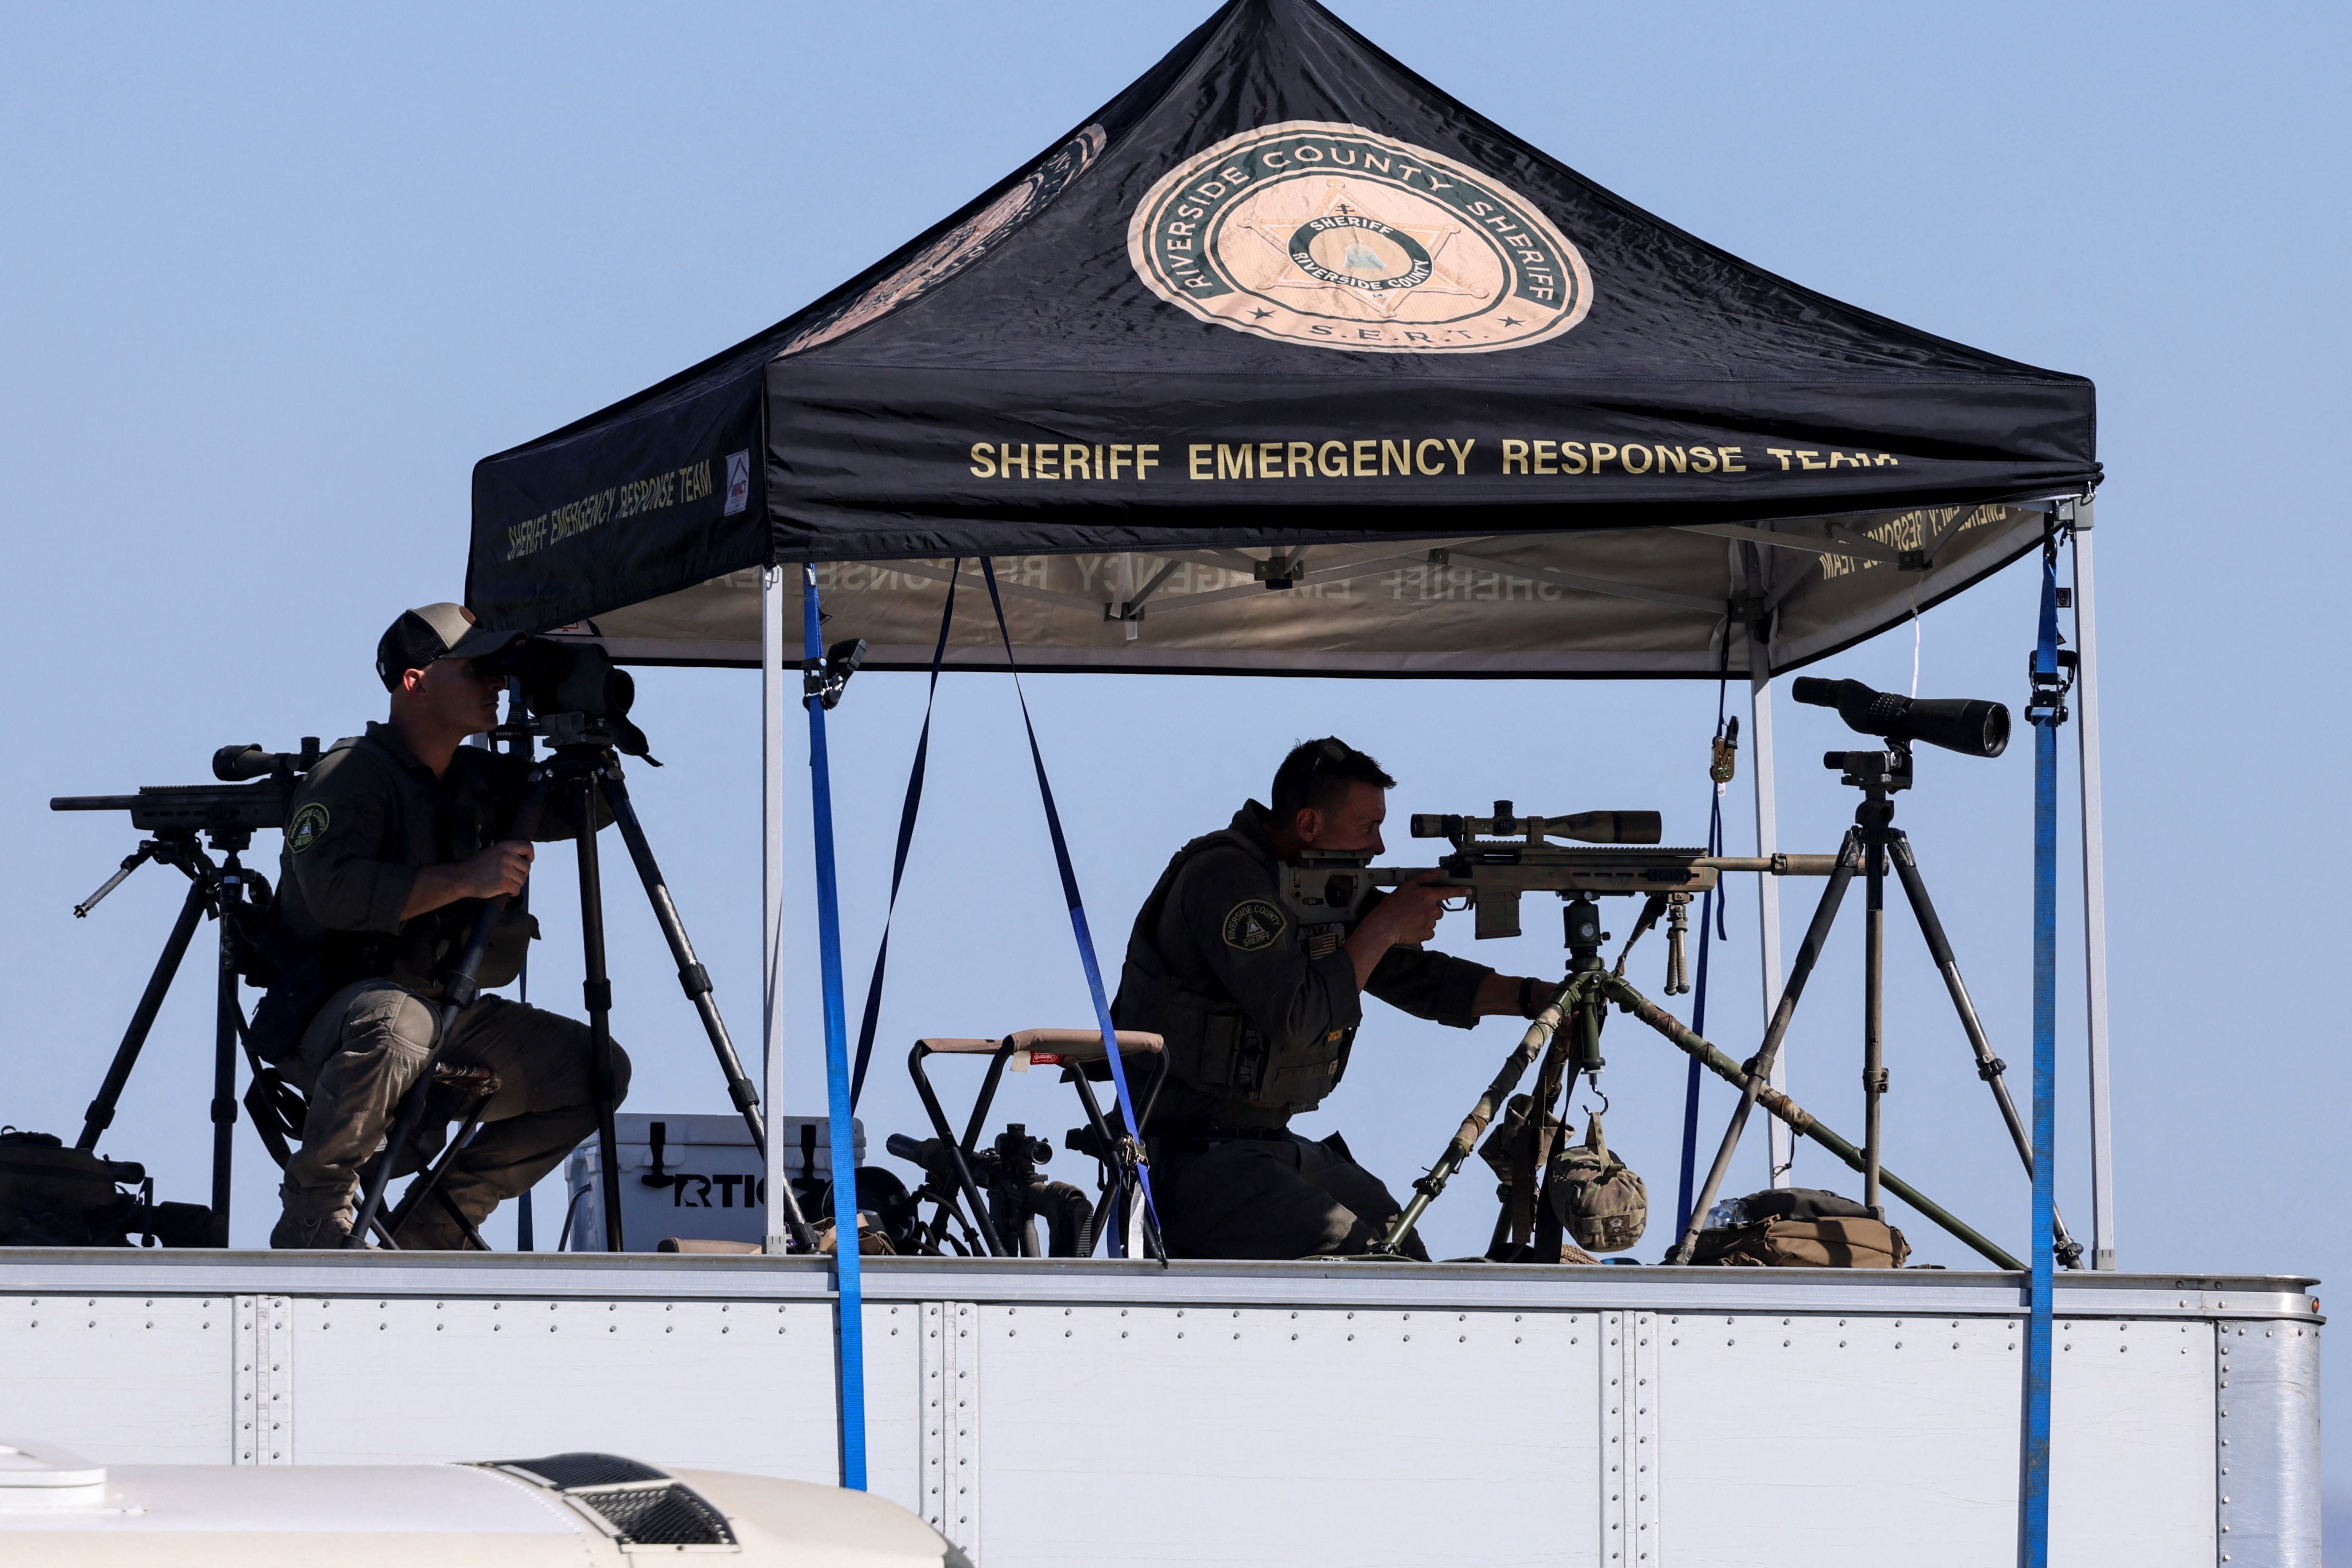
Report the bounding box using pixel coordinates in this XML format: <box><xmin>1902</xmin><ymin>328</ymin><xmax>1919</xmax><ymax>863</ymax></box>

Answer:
<box><xmin>1279</xmin><ymin>849</ymin><xmax>1838</xmax><ymax>940</ymax></box>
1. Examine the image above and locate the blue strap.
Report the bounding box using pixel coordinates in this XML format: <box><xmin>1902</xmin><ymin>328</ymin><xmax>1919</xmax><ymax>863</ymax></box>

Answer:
<box><xmin>1674</xmin><ymin>662</ymin><xmax>1734</xmax><ymax>1235</ymax></box>
<box><xmin>849</xmin><ymin>563</ymin><xmax>961</xmax><ymax>1108</ymax></box>
<box><xmin>1674</xmin><ymin>792</ymin><xmax>1725</xmax><ymax>1235</ymax></box>
<box><xmin>2021</xmin><ymin>538</ymin><xmax>2063</xmax><ymax>1568</ymax></box>
<box><xmin>978</xmin><ymin>559</ymin><xmax>1161</xmax><ymax>1253</ymax></box>
<box><xmin>800</xmin><ymin>564</ymin><xmax>867</xmax><ymax>1491</ymax></box>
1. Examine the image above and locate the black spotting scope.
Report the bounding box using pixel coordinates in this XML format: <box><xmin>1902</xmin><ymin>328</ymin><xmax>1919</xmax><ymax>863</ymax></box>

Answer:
<box><xmin>1791</xmin><ymin>676</ymin><xmax>2010</xmax><ymax>759</ymax></box>
<box><xmin>476</xmin><ymin>636</ymin><xmax>653</xmax><ymax>757</ymax></box>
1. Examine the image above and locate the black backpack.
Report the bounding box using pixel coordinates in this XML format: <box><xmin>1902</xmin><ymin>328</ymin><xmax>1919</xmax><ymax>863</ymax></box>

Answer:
<box><xmin>0</xmin><ymin>1129</ymin><xmax>210</xmax><ymax>1247</ymax></box>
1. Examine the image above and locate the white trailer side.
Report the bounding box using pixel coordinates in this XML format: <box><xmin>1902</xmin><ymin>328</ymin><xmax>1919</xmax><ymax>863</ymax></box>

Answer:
<box><xmin>0</xmin><ymin>1253</ymin><xmax>2319</xmax><ymax>1568</ymax></box>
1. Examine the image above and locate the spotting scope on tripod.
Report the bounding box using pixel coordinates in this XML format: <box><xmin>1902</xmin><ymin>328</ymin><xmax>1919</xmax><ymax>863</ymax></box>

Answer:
<box><xmin>372</xmin><ymin>634</ymin><xmax>819</xmax><ymax>1254</ymax></box>
<box><xmin>1665</xmin><ymin>674</ymin><xmax>2082</xmax><ymax>1268</ymax></box>
<box><xmin>52</xmin><ymin>635</ymin><xmax>820</xmax><ymax>1254</ymax></box>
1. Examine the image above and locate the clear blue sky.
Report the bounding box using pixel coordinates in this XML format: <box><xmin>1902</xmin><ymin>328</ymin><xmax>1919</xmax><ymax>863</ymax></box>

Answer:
<box><xmin>3</xmin><ymin>0</ymin><xmax>2344</xmax><ymax>1530</ymax></box>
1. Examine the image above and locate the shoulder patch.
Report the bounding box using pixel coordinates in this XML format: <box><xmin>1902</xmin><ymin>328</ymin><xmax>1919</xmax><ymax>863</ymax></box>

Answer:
<box><xmin>286</xmin><ymin>801</ymin><xmax>330</xmax><ymax>855</ymax></box>
<box><xmin>1221</xmin><ymin>898</ymin><xmax>1287</xmax><ymax>953</ymax></box>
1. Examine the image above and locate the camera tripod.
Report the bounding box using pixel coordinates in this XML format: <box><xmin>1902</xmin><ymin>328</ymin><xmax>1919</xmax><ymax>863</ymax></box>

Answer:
<box><xmin>1664</xmin><ymin>741</ymin><xmax>2082</xmax><ymax>1268</ymax></box>
<box><xmin>351</xmin><ymin>721</ymin><xmax>818</xmax><ymax>1254</ymax></box>
<box><xmin>69</xmin><ymin>826</ymin><xmax>256</xmax><ymax>1248</ymax></box>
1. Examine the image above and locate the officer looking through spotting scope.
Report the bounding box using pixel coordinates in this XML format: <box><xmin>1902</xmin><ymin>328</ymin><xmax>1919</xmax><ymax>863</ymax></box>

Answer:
<box><xmin>1113</xmin><ymin>738</ymin><xmax>1555</xmax><ymax>1259</ymax></box>
<box><xmin>264</xmin><ymin>603</ymin><xmax>629</xmax><ymax>1249</ymax></box>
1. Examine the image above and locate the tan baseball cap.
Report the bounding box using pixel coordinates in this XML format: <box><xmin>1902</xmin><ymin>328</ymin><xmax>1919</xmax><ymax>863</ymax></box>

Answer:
<box><xmin>375</xmin><ymin>602</ymin><xmax>521</xmax><ymax>691</ymax></box>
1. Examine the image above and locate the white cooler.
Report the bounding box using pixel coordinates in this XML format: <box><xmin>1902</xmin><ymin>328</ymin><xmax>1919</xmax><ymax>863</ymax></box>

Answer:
<box><xmin>560</xmin><ymin>1111</ymin><xmax>864</xmax><ymax>1252</ymax></box>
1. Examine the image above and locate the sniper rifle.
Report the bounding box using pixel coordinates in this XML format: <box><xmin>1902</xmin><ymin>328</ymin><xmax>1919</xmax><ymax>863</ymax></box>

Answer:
<box><xmin>1276</xmin><ymin>801</ymin><xmax>1836</xmax><ymax>941</ymax></box>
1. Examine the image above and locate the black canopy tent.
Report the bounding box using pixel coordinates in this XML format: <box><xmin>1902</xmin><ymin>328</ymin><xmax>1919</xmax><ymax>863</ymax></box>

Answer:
<box><xmin>466</xmin><ymin>0</ymin><xmax>2095</xmax><ymax>680</ymax></box>
<box><xmin>462</xmin><ymin>0</ymin><xmax>2113</xmax><ymax>1259</ymax></box>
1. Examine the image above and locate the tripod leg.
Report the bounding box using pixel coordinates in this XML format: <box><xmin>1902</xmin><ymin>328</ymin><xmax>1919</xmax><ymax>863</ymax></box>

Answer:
<box><xmin>211</xmin><ymin>859</ymin><xmax>248</xmax><ymax>1247</ymax></box>
<box><xmin>1069</xmin><ymin>1063</ymin><xmax>1163</xmax><ymax>1261</ymax></box>
<box><xmin>596</xmin><ymin>769</ymin><xmax>814</xmax><ymax>1249</ymax></box>
<box><xmin>1483</xmin><ymin>1199</ymin><xmax>1514</xmax><ymax>1260</ymax></box>
<box><xmin>1510</xmin><ymin>1020</ymin><xmax>1573</xmax><ymax>1247</ymax></box>
<box><xmin>1863</xmin><ymin>831</ymin><xmax>1887</xmax><ymax>1216</ymax></box>
<box><xmin>572</xmin><ymin>772</ymin><xmax>626</xmax><ymax>1252</ymax></box>
<box><xmin>1540</xmin><ymin>993</ymin><xmax>1607</xmax><ymax>1257</ymax></box>
<box><xmin>350</xmin><ymin>777</ymin><xmax>551</xmax><ymax>1249</ymax></box>
<box><xmin>384</xmin><ymin>1176</ymin><xmax>494</xmax><ymax>1253</ymax></box>
<box><xmin>1067</xmin><ymin>1070</ymin><xmax>1124</xmax><ymax>1258</ymax></box>
<box><xmin>1604</xmin><ymin>973</ymin><xmax>2023</xmax><ymax>1271</ymax></box>
<box><xmin>1887</xmin><ymin>833</ymin><xmax>2084</xmax><ymax>1265</ymax></box>
<box><xmin>1530</xmin><ymin>1063</ymin><xmax>1583</xmax><ymax>1262</ymax></box>
<box><xmin>1374</xmin><ymin>973</ymin><xmax>1579</xmax><ymax>1258</ymax></box>
<box><xmin>386</xmin><ymin>1095</ymin><xmax>497</xmax><ymax>1251</ymax></box>
<box><xmin>345</xmin><ymin>1150</ymin><xmax>411</xmax><ymax>1249</ymax></box>
<box><xmin>77</xmin><ymin>873</ymin><xmax>209</xmax><ymax>1150</ymax></box>
<box><xmin>1670</xmin><ymin>829</ymin><xmax>1862</xmax><ymax>1264</ymax></box>
<box><xmin>350</xmin><ymin>1072</ymin><xmax>435</xmax><ymax>1248</ymax></box>
<box><xmin>909</xmin><ymin>1044</ymin><xmax>1008</xmax><ymax>1257</ymax></box>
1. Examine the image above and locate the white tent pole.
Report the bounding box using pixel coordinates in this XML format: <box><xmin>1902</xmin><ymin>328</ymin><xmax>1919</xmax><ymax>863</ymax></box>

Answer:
<box><xmin>1750</xmin><ymin>631</ymin><xmax>1792</xmax><ymax>1188</ymax></box>
<box><xmin>2070</xmin><ymin>502</ymin><xmax>2117</xmax><ymax>1270</ymax></box>
<box><xmin>760</xmin><ymin>564</ymin><xmax>788</xmax><ymax>1254</ymax></box>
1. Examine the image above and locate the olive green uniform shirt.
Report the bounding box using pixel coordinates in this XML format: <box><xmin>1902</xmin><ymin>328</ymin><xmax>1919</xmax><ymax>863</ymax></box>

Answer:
<box><xmin>276</xmin><ymin>723</ymin><xmax>584</xmax><ymax>997</ymax></box>
<box><xmin>1113</xmin><ymin>801</ymin><xmax>1492</xmax><ymax>1132</ymax></box>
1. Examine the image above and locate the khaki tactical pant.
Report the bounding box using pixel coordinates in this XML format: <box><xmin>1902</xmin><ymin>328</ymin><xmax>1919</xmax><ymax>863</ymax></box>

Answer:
<box><xmin>273</xmin><ymin>980</ymin><xmax>630</xmax><ymax>1250</ymax></box>
<box><xmin>1155</xmin><ymin>1131</ymin><xmax>1428</xmax><ymax>1261</ymax></box>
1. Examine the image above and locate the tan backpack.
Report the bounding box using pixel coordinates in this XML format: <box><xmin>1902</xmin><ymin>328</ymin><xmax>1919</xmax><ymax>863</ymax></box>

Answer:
<box><xmin>1690</xmin><ymin>1216</ymin><xmax>1910</xmax><ymax>1268</ymax></box>
<box><xmin>1689</xmin><ymin>1190</ymin><xmax>1910</xmax><ymax>1268</ymax></box>
<box><xmin>1543</xmin><ymin>1113</ymin><xmax>1648</xmax><ymax>1254</ymax></box>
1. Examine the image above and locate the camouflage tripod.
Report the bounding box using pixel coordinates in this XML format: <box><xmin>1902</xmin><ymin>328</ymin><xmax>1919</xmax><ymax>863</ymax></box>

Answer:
<box><xmin>1372</xmin><ymin>883</ymin><xmax>2036</xmax><ymax>1271</ymax></box>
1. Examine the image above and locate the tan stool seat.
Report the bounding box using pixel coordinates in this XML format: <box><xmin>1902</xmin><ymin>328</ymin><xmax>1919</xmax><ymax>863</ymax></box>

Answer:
<box><xmin>914</xmin><ymin>1028</ymin><xmax>1163</xmax><ymax>1065</ymax></box>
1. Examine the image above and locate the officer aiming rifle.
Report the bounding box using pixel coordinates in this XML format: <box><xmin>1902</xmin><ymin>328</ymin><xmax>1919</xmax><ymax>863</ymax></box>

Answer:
<box><xmin>1110</xmin><ymin>738</ymin><xmax>1562</xmax><ymax>1261</ymax></box>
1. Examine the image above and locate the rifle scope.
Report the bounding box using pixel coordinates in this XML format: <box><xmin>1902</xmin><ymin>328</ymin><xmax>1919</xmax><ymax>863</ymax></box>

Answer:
<box><xmin>1408</xmin><ymin>806</ymin><xmax>1662</xmax><ymax>844</ymax></box>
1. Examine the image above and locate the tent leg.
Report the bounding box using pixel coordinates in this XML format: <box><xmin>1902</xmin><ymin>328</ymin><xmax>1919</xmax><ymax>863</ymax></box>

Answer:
<box><xmin>761</xmin><ymin>564</ymin><xmax>789</xmax><ymax>1255</ymax></box>
<box><xmin>2071</xmin><ymin>503</ymin><xmax>2117</xmax><ymax>1270</ymax></box>
<box><xmin>1750</xmin><ymin>637</ymin><xmax>1792</xmax><ymax>1188</ymax></box>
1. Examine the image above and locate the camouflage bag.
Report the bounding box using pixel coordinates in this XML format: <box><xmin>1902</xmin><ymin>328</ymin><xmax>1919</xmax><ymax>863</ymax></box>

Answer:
<box><xmin>1477</xmin><ymin>1093</ymin><xmax>1564</xmax><ymax>1187</ymax></box>
<box><xmin>1544</xmin><ymin>1113</ymin><xmax>1648</xmax><ymax>1253</ymax></box>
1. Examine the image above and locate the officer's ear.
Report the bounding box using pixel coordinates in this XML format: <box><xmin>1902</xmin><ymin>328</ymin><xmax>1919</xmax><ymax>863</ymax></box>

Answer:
<box><xmin>1292</xmin><ymin>806</ymin><xmax>1326</xmax><ymax>845</ymax></box>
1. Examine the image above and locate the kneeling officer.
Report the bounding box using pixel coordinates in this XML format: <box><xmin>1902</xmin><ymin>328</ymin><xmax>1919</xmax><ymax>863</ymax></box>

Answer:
<box><xmin>1114</xmin><ymin>738</ymin><xmax>1554</xmax><ymax>1259</ymax></box>
<box><xmin>268</xmin><ymin>603</ymin><xmax>629</xmax><ymax>1249</ymax></box>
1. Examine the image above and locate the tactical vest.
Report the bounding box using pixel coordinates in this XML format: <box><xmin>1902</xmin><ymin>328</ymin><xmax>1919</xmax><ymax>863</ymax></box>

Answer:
<box><xmin>278</xmin><ymin>732</ymin><xmax>536</xmax><ymax>999</ymax></box>
<box><xmin>1114</xmin><ymin>825</ymin><xmax>1355</xmax><ymax>1128</ymax></box>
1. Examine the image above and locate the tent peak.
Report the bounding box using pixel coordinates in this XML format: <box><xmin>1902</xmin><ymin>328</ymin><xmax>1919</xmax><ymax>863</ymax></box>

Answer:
<box><xmin>470</xmin><ymin>0</ymin><xmax>2096</xmax><ymax>665</ymax></box>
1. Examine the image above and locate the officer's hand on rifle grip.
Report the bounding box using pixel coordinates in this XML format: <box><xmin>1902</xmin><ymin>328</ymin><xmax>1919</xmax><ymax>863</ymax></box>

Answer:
<box><xmin>1344</xmin><ymin>870</ymin><xmax>1449</xmax><ymax>986</ymax></box>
